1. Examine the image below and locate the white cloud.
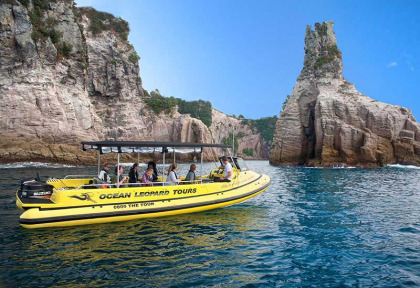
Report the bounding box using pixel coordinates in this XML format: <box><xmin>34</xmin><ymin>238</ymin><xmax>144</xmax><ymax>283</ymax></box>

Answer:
<box><xmin>387</xmin><ymin>62</ymin><xmax>398</xmax><ymax>67</ymax></box>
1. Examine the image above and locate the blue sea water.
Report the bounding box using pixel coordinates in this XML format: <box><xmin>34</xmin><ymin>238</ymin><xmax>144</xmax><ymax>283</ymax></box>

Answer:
<box><xmin>0</xmin><ymin>161</ymin><xmax>419</xmax><ymax>287</ymax></box>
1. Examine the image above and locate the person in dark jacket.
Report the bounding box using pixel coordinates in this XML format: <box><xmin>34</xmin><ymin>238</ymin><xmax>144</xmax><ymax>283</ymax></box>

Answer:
<box><xmin>128</xmin><ymin>163</ymin><xmax>140</xmax><ymax>186</ymax></box>
<box><xmin>147</xmin><ymin>161</ymin><xmax>158</xmax><ymax>182</ymax></box>
<box><xmin>185</xmin><ymin>164</ymin><xmax>196</xmax><ymax>183</ymax></box>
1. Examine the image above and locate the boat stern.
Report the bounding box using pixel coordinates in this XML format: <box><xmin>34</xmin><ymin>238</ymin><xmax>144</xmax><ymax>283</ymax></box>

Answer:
<box><xmin>16</xmin><ymin>190</ymin><xmax>24</xmax><ymax>210</ymax></box>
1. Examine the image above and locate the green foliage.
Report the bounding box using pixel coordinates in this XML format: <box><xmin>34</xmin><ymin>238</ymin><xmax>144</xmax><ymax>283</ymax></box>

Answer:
<box><xmin>243</xmin><ymin>148</ymin><xmax>254</xmax><ymax>157</ymax></box>
<box><xmin>49</xmin><ymin>29</ymin><xmax>61</xmax><ymax>44</ymax></box>
<box><xmin>238</xmin><ymin>114</ymin><xmax>244</xmax><ymax>119</ymax></box>
<box><xmin>27</xmin><ymin>0</ymin><xmax>50</xmax><ymax>41</ymax></box>
<box><xmin>112</xmin><ymin>17</ymin><xmax>129</xmax><ymax>40</ymax></box>
<box><xmin>57</xmin><ymin>42</ymin><xmax>72</xmax><ymax>58</ymax></box>
<box><xmin>222</xmin><ymin>133</ymin><xmax>238</xmax><ymax>153</ymax></box>
<box><xmin>39</xmin><ymin>27</ymin><xmax>49</xmax><ymax>37</ymax></box>
<box><xmin>317</xmin><ymin>22</ymin><xmax>328</xmax><ymax>36</ymax></box>
<box><xmin>33</xmin><ymin>0</ymin><xmax>49</xmax><ymax>9</ymax></box>
<box><xmin>80</xmin><ymin>8</ymin><xmax>130</xmax><ymax>40</ymax></box>
<box><xmin>90</xmin><ymin>16</ymin><xmax>107</xmax><ymax>36</ymax></box>
<box><xmin>314</xmin><ymin>44</ymin><xmax>342</xmax><ymax>69</ymax></box>
<box><xmin>144</xmin><ymin>91</ymin><xmax>213</xmax><ymax>126</ymax></box>
<box><xmin>327</xmin><ymin>44</ymin><xmax>341</xmax><ymax>58</ymax></box>
<box><xmin>177</xmin><ymin>99</ymin><xmax>212</xmax><ymax>127</ymax></box>
<box><xmin>145</xmin><ymin>91</ymin><xmax>177</xmax><ymax>114</ymax></box>
<box><xmin>29</xmin><ymin>7</ymin><xmax>44</xmax><ymax>42</ymax></box>
<box><xmin>62</xmin><ymin>42</ymin><xmax>72</xmax><ymax>56</ymax></box>
<box><xmin>18</xmin><ymin>0</ymin><xmax>30</xmax><ymax>7</ymax></box>
<box><xmin>282</xmin><ymin>94</ymin><xmax>291</xmax><ymax>110</ymax></box>
<box><xmin>27</xmin><ymin>2</ymin><xmax>65</xmax><ymax>49</ymax></box>
<box><xmin>128</xmin><ymin>53</ymin><xmax>140</xmax><ymax>64</ymax></box>
<box><xmin>246</xmin><ymin>116</ymin><xmax>278</xmax><ymax>145</ymax></box>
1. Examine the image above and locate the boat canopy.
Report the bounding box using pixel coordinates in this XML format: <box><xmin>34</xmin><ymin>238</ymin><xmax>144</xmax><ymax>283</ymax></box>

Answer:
<box><xmin>81</xmin><ymin>141</ymin><xmax>231</xmax><ymax>155</ymax></box>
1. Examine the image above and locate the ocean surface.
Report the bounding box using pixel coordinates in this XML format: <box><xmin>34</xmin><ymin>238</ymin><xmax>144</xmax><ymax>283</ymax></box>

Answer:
<box><xmin>1</xmin><ymin>161</ymin><xmax>419</xmax><ymax>287</ymax></box>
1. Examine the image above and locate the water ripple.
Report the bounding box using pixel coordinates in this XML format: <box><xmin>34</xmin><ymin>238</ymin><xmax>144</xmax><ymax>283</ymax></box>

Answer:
<box><xmin>1</xmin><ymin>162</ymin><xmax>419</xmax><ymax>287</ymax></box>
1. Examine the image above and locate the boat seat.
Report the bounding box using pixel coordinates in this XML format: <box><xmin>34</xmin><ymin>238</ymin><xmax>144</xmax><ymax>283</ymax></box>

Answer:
<box><xmin>94</xmin><ymin>177</ymin><xmax>108</xmax><ymax>185</ymax></box>
<box><xmin>82</xmin><ymin>178</ymin><xmax>108</xmax><ymax>189</ymax></box>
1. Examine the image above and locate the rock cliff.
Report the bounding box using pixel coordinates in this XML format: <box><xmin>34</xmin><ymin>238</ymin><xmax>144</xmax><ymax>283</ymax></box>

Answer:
<box><xmin>270</xmin><ymin>21</ymin><xmax>420</xmax><ymax>167</ymax></box>
<box><xmin>0</xmin><ymin>0</ymin><xmax>267</xmax><ymax>164</ymax></box>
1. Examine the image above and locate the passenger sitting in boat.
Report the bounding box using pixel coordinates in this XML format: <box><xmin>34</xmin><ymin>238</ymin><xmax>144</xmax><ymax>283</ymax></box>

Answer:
<box><xmin>166</xmin><ymin>163</ymin><xmax>181</xmax><ymax>185</ymax></box>
<box><xmin>218</xmin><ymin>156</ymin><xmax>233</xmax><ymax>182</ymax></box>
<box><xmin>142</xmin><ymin>168</ymin><xmax>154</xmax><ymax>186</ymax></box>
<box><xmin>98</xmin><ymin>163</ymin><xmax>111</xmax><ymax>183</ymax></box>
<box><xmin>128</xmin><ymin>163</ymin><xmax>140</xmax><ymax>186</ymax></box>
<box><xmin>111</xmin><ymin>165</ymin><xmax>127</xmax><ymax>187</ymax></box>
<box><xmin>184</xmin><ymin>164</ymin><xmax>196</xmax><ymax>183</ymax></box>
<box><xmin>147</xmin><ymin>161</ymin><xmax>158</xmax><ymax>182</ymax></box>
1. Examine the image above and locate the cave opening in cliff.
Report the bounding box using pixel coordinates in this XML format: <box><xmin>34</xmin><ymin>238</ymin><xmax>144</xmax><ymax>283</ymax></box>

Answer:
<box><xmin>300</xmin><ymin>101</ymin><xmax>317</xmax><ymax>165</ymax></box>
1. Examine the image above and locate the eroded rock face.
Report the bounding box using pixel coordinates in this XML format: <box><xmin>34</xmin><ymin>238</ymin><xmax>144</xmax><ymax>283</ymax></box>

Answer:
<box><xmin>0</xmin><ymin>0</ymin><xmax>267</xmax><ymax>164</ymax></box>
<box><xmin>270</xmin><ymin>21</ymin><xmax>420</xmax><ymax>167</ymax></box>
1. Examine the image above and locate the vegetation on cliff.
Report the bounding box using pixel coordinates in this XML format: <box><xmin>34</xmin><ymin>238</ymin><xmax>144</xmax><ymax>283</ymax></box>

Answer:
<box><xmin>222</xmin><ymin>133</ymin><xmax>239</xmax><ymax>153</ymax></box>
<box><xmin>145</xmin><ymin>90</ymin><xmax>212</xmax><ymax>127</ymax></box>
<box><xmin>314</xmin><ymin>44</ymin><xmax>342</xmax><ymax>69</ymax></box>
<box><xmin>19</xmin><ymin>0</ymin><xmax>73</xmax><ymax>59</ymax></box>
<box><xmin>177</xmin><ymin>99</ymin><xmax>212</xmax><ymax>127</ymax></box>
<box><xmin>243</xmin><ymin>148</ymin><xmax>254</xmax><ymax>157</ymax></box>
<box><xmin>144</xmin><ymin>90</ymin><xmax>177</xmax><ymax>115</ymax></box>
<box><xmin>282</xmin><ymin>95</ymin><xmax>291</xmax><ymax>110</ymax></box>
<box><xmin>242</xmin><ymin>116</ymin><xmax>278</xmax><ymax>145</ymax></box>
<box><xmin>78</xmin><ymin>7</ymin><xmax>129</xmax><ymax>41</ymax></box>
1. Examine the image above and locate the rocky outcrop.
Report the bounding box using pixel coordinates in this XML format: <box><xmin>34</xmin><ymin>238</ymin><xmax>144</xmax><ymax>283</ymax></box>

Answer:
<box><xmin>270</xmin><ymin>21</ymin><xmax>420</xmax><ymax>167</ymax></box>
<box><xmin>0</xmin><ymin>0</ymin><xmax>267</xmax><ymax>164</ymax></box>
<box><xmin>210</xmin><ymin>109</ymin><xmax>269</xmax><ymax>159</ymax></box>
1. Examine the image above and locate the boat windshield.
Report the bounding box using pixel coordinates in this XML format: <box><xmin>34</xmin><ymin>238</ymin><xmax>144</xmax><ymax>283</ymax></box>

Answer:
<box><xmin>218</xmin><ymin>156</ymin><xmax>248</xmax><ymax>171</ymax></box>
<box><xmin>234</xmin><ymin>158</ymin><xmax>249</xmax><ymax>171</ymax></box>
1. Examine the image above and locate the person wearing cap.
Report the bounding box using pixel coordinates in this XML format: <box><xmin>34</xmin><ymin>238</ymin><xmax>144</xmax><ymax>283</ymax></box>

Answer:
<box><xmin>219</xmin><ymin>156</ymin><xmax>233</xmax><ymax>182</ymax></box>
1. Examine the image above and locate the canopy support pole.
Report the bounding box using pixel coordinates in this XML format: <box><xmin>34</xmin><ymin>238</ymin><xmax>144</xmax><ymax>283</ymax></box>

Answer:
<box><xmin>137</xmin><ymin>152</ymin><xmax>140</xmax><ymax>164</ymax></box>
<box><xmin>200</xmin><ymin>148</ymin><xmax>203</xmax><ymax>184</ymax></box>
<box><xmin>173</xmin><ymin>149</ymin><xmax>176</xmax><ymax>163</ymax></box>
<box><xmin>97</xmin><ymin>150</ymin><xmax>101</xmax><ymax>176</ymax></box>
<box><xmin>117</xmin><ymin>153</ymin><xmax>120</xmax><ymax>189</ymax></box>
<box><xmin>162</xmin><ymin>151</ymin><xmax>166</xmax><ymax>186</ymax></box>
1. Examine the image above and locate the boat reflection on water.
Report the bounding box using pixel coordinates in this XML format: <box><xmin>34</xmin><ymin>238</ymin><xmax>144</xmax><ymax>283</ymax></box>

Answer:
<box><xmin>14</xmin><ymin>206</ymin><xmax>269</xmax><ymax>286</ymax></box>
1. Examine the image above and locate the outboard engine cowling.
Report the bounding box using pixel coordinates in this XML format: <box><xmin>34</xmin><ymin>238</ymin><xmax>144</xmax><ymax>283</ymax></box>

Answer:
<box><xmin>20</xmin><ymin>179</ymin><xmax>54</xmax><ymax>198</ymax></box>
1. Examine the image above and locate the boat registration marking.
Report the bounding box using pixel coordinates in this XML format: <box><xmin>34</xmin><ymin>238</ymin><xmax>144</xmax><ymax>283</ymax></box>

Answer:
<box><xmin>113</xmin><ymin>202</ymin><xmax>154</xmax><ymax>209</ymax></box>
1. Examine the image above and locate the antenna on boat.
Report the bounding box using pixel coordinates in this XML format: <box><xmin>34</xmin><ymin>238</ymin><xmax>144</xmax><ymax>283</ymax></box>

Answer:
<box><xmin>231</xmin><ymin>126</ymin><xmax>235</xmax><ymax>157</ymax></box>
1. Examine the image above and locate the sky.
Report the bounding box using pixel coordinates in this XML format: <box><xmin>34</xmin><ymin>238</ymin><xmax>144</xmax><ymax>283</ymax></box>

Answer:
<box><xmin>76</xmin><ymin>0</ymin><xmax>420</xmax><ymax>120</ymax></box>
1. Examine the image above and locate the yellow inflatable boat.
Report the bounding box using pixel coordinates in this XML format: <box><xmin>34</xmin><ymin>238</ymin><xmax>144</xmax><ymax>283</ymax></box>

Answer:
<box><xmin>16</xmin><ymin>141</ymin><xmax>270</xmax><ymax>229</ymax></box>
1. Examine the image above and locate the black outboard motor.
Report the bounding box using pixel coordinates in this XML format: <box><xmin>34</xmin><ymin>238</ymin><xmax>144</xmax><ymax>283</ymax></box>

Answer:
<box><xmin>20</xmin><ymin>177</ymin><xmax>54</xmax><ymax>199</ymax></box>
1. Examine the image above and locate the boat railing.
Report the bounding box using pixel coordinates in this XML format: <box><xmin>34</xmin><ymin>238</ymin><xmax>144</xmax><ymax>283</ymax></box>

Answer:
<box><xmin>64</xmin><ymin>175</ymin><xmax>98</xmax><ymax>179</ymax></box>
<box><xmin>77</xmin><ymin>179</ymin><xmax>215</xmax><ymax>189</ymax></box>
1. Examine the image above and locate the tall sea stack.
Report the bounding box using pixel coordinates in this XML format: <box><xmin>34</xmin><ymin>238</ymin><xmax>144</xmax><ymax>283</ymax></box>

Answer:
<box><xmin>270</xmin><ymin>21</ymin><xmax>420</xmax><ymax>167</ymax></box>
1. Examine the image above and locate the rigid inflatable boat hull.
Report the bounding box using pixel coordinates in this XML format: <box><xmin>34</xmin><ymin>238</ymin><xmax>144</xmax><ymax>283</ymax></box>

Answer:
<box><xmin>18</xmin><ymin>173</ymin><xmax>270</xmax><ymax>229</ymax></box>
